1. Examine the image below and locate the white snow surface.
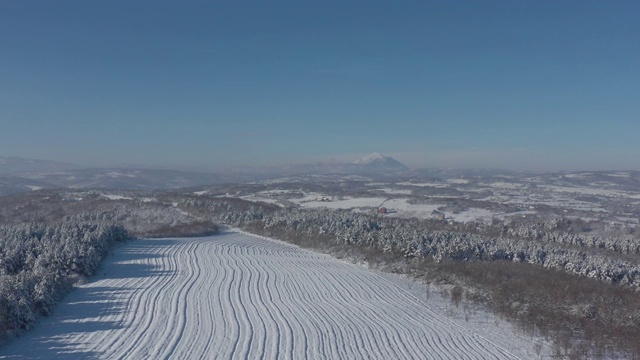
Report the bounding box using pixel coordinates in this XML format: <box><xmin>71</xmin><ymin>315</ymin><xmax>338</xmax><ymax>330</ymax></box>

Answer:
<box><xmin>0</xmin><ymin>231</ymin><xmax>527</xmax><ymax>359</ymax></box>
<box><xmin>105</xmin><ymin>171</ymin><xmax>136</xmax><ymax>178</ymax></box>
<box><xmin>239</xmin><ymin>195</ymin><xmax>284</xmax><ymax>206</ymax></box>
<box><xmin>396</xmin><ymin>181</ymin><xmax>449</xmax><ymax>188</ymax></box>
<box><xmin>372</xmin><ymin>188</ymin><xmax>412</xmax><ymax>195</ymax></box>
<box><xmin>300</xmin><ymin>196</ymin><xmax>387</xmax><ymax>209</ymax></box>
<box><xmin>541</xmin><ymin>185</ymin><xmax>640</xmax><ymax>199</ymax></box>
<box><xmin>380</xmin><ymin>198</ymin><xmax>443</xmax><ymax>219</ymax></box>
<box><xmin>101</xmin><ymin>194</ymin><xmax>133</xmax><ymax>200</ymax></box>
<box><xmin>447</xmin><ymin>179</ymin><xmax>470</xmax><ymax>184</ymax></box>
<box><xmin>449</xmin><ymin>208</ymin><xmax>497</xmax><ymax>223</ymax></box>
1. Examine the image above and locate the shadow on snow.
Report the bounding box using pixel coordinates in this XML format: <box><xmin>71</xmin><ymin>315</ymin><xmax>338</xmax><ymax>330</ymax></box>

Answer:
<box><xmin>0</xmin><ymin>238</ymin><xmax>184</xmax><ymax>359</ymax></box>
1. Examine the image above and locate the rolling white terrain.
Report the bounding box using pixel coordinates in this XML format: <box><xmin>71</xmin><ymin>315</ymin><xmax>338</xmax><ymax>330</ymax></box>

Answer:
<box><xmin>0</xmin><ymin>231</ymin><xmax>534</xmax><ymax>359</ymax></box>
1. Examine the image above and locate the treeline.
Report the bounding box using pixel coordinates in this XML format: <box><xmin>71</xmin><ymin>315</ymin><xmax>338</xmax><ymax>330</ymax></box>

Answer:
<box><xmin>66</xmin><ymin>209</ymin><xmax>218</xmax><ymax>238</ymax></box>
<box><xmin>0</xmin><ymin>190</ymin><xmax>218</xmax><ymax>238</ymax></box>
<box><xmin>501</xmin><ymin>217</ymin><xmax>640</xmax><ymax>255</ymax></box>
<box><xmin>0</xmin><ymin>222</ymin><xmax>129</xmax><ymax>341</ymax></box>
<box><xmin>198</xmin><ymin>199</ymin><xmax>640</xmax><ymax>291</ymax></box>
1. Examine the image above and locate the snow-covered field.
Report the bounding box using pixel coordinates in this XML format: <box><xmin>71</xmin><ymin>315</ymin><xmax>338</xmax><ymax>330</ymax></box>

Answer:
<box><xmin>396</xmin><ymin>181</ymin><xmax>449</xmax><ymax>188</ymax></box>
<box><xmin>541</xmin><ymin>185</ymin><xmax>640</xmax><ymax>199</ymax></box>
<box><xmin>101</xmin><ymin>194</ymin><xmax>133</xmax><ymax>200</ymax></box>
<box><xmin>0</xmin><ymin>231</ymin><xmax>531</xmax><ymax>359</ymax></box>
<box><xmin>298</xmin><ymin>196</ymin><xmax>387</xmax><ymax>210</ymax></box>
<box><xmin>448</xmin><ymin>208</ymin><xmax>497</xmax><ymax>223</ymax></box>
<box><xmin>372</xmin><ymin>188</ymin><xmax>413</xmax><ymax>195</ymax></box>
<box><xmin>379</xmin><ymin>198</ymin><xmax>443</xmax><ymax>219</ymax></box>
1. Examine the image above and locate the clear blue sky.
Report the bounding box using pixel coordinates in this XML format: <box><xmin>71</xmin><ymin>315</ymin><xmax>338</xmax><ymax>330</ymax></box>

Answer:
<box><xmin>1</xmin><ymin>1</ymin><xmax>638</xmax><ymax>170</ymax></box>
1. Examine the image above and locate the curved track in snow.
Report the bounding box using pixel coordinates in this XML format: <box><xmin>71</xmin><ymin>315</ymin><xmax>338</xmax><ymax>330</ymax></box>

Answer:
<box><xmin>0</xmin><ymin>231</ymin><xmax>523</xmax><ymax>359</ymax></box>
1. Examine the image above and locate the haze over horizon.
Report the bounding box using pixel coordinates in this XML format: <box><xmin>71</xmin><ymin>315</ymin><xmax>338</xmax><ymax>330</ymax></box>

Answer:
<box><xmin>2</xmin><ymin>1</ymin><xmax>638</xmax><ymax>171</ymax></box>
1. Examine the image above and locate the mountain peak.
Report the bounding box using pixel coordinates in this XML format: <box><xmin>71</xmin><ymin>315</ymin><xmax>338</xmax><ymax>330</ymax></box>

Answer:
<box><xmin>352</xmin><ymin>153</ymin><xmax>408</xmax><ymax>171</ymax></box>
<box><xmin>353</xmin><ymin>152</ymin><xmax>387</xmax><ymax>165</ymax></box>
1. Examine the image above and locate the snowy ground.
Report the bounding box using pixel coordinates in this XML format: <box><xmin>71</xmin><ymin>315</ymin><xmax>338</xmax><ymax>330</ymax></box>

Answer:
<box><xmin>0</xmin><ymin>231</ymin><xmax>536</xmax><ymax>359</ymax></box>
<box><xmin>101</xmin><ymin>194</ymin><xmax>133</xmax><ymax>201</ymax></box>
<box><xmin>212</xmin><ymin>169</ymin><xmax>640</xmax><ymax>225</ymax></box>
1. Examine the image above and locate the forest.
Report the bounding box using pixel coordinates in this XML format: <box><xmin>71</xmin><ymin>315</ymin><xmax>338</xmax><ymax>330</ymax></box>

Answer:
<box><xmin>0</xmin><ymin>221</ymin><xmax>128</xmax><ymax>341</ymax></box>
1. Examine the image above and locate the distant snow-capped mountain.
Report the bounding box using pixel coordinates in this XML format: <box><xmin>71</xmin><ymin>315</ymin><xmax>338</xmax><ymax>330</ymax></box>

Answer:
<box><xmin>353</xmin><ymin>152</ymin><xmax>388</xmax><ymax>165</ymax></box>
<box><xmin>352</xmin><ymin>152</ymin><xmax>408</xmax><ymax>171</ymax></box>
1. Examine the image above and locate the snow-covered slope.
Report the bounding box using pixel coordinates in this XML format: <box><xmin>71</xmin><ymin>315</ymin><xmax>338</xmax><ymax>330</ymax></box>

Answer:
<box><xmin>353</xmin><ymin>152</ymin><xmax>388</xmax><ymax>165</ymax></box>
<box><xmin>0</xmin><ymin>231</ymin><xmax>527</xmax><ymax>359</ymax></box>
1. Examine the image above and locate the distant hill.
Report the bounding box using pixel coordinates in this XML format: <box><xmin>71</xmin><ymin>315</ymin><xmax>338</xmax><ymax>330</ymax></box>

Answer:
<box><xmin>0</xmin><ymin>156</ymin><xmax>250</xmax><ymax>195</ymax></box>
<box><xmin>17</xmin><ymin>168</ymin><xmax>242</xmax><ymax>190</ymax></box>
<box><xmin>0</xmin><ymin>156</ymin><xmax>81</xmax><ymax>174</ymax></box>
<box><xmin>0</xmin><ymin>175</ymin><xmax>59</xmax><ymax>196</ymax></box>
